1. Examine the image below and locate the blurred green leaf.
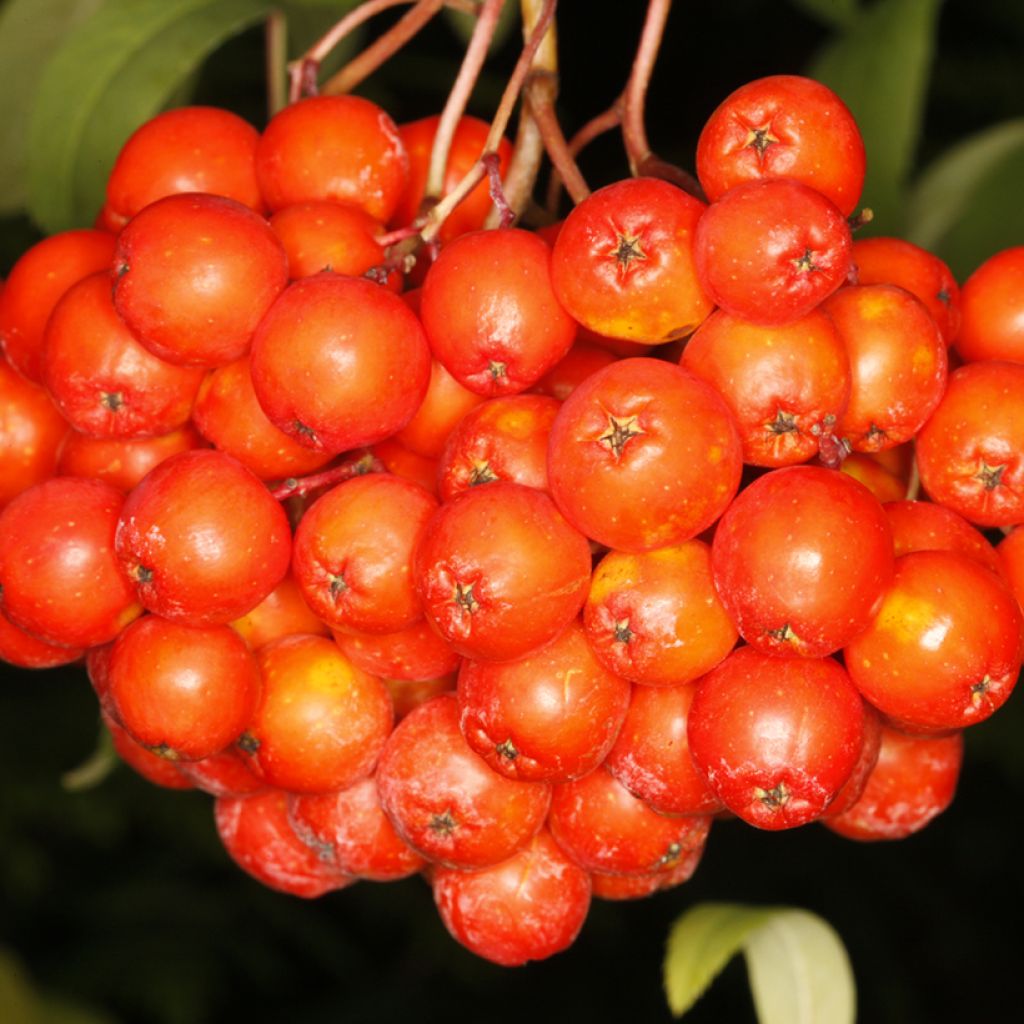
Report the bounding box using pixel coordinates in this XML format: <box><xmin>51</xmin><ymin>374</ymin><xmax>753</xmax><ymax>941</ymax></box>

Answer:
<box><xmin>907</xmin><ymin>119</ymin><xmax>1024</xmax><ymax>268</ymax></box>
<box><xmin>664</xmin><ymin>903</ymin><xmax>855</xmax><ymax>1022</ymax></box>
<box><xmin>789</xmin><ymin>0</ymin><xmax>859</xmax><ymax>29</ymax></box>
<box><xmin>0</xmin><ymin>0</ymin><xmax>105</xmax><ymax>215</ymax></box>
<box><xmin>664</xmin><ymin>902</ymin><xmax>776</xmax><ymax>1017</ymax></box>
<box><xmin>26</xmin><ymin>0</ymin><xmax>273</xmax><ymax>233</ymax></box>
<box><xmin>809</xmin><ymin>0</ymin><xmax>942</xmax><ymax>232</ymax></box>
<box><xmin>0</xmin><ymin>949</ymin><xmax>36</xmax><ymax>1024</ymax></box>
<box><xmin>745</xmin><ymin>910</ymin><xmax>856</xmax><ymax>1024</ymax></box>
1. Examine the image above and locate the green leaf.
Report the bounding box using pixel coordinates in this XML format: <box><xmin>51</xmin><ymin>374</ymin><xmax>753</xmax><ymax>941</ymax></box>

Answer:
<box><xmin>788</xmin><ymin>0</ymin><xmax>859</xmax><ymax>29</ymax></box>
<box><xmin>664</xmin><ymin>902</ymin><xmax>777</xmax><ymax>1016</ymax></box>
<box><xmin>0</xmin><ymin>949</ymin><xmax>36</xmax><ymax>1024</ymax></box>
<box><xmin>906</xmin><ymin>119</ymin><xmax>1024</xmax><ymax>259</ymax></box>
<box><xmin>809</xmin><ymin>0</ymin><xmax>942</xmax><ymax>233</ymax></box>
<box><xmin>0</xmin><ymin>0</ymin><xmax>105</xmax><ymax>215</ymax></box>
<box><xmin>664</xmin><ymin>903</ymin><xmax>855</xmax><ymax>1022</ymax></box>
<box><xmin>745</xmin><ymin>910</ymin><xmax>856</xmax><ymax>1024</ymax></box>
<box><xmin>27</xmin><ymin>0</ymin><xmax>274</xmax><ymax>233</ymax></box>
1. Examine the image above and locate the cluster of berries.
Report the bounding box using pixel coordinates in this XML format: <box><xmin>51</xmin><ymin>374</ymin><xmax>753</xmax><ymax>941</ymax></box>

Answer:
<box><xmin>2</xmin><ymin>73</ymin><xmax>1023</xmax><ymax>967</ymax></box>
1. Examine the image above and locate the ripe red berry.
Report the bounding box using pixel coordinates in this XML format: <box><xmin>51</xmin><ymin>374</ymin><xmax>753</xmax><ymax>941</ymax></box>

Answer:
<box><xmin>549</xmin><ymin>177</ymin><xmax>713</xmax><ymax>343</ymax></box>
<box><xmin>256</xmin><ymin>95</ymin><xmax>408</xmax><ymax>221</ymax></box>
<box><xmin>376</xmin><ymin>693</ymin><xmax>551</xmax><ymax>869</ymax></box>
<box><xmin>547</xmin><ymin>357</ymin><xmax>742</xmax><ymax>552</ymax></box>
<box><xmin>711</xmin><ymin>465</ymin><xmax>895</xmax><ymax>657</ymax></box>
<box><xmin>432</xmin><ymin>829</ymin><xmax>591</xmax><ymax>966</ymax></box>
<box><xmin>955</xmin><ymin>246</ymin><xmax>1024</xmax><ymax>363</ymax></box>
<box><xmin>421</xmin><ymin>228</ymin><xmax>576</xmax><ymax>396</ymax></box>
<box><xmin>414</xmin><ymin>482</ymin><xmax>591</xmax><ymax>662</ymax></box>
<box><xmin>108</xmin><ymin>615</ymin><xmax>261</xmax><ymax>761</ymax></box>
<box><xmin>694</xmin><ymin>178</ymin><xmax>853</xmax><ymax>325</ymax></box>
<box><xmin>0</xmin><ymin>477</ymin><xmax>141</xmax><ymax>648</ymax></box>
<box><xmin>113</xmin><ymin>193</ymin><xmax>288</xmax><ymax>368</ymax></box>
<box><xmin>250</xmin><ymin>273</ymin><xmax>431</xmax><ymax>454</ymax></box>
<box><xmin>115</xmin><ymin>449</ymin><xmax>292</xmax><ymax>626</ymax></box>
<box><xmin>687</xmin><ymin>647</ymin><xmax>866</xmax><ymax>830</ymax></box>
<box><xmin>696</xmin><ymin>74</ymin><xmax>866</xmax><ymax>216</ymax></box>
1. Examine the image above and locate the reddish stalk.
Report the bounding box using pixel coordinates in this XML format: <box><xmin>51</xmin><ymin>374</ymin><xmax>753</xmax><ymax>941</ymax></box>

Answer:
<box><xmin>270</xmin><ymin>452</ymin><xmax>385</xmax><ymax>501</ymax></box>
<box><xmin>527</xmin><ymin>71</ymin><xmax>590</xmax><ymax>205</ymax></box>
<box><xmin>323</xmin><ymin>0</ymin><xmax>449</xmax><ymax>96</ymax></box>
<box><xmin>419</xmin><ymin>0</ymin><xmax>558</xmax><ymax>244</ymax></box>
<box><xmin>621</xmin><ymin>0</ymin><xmax>703</xmax><ymax>198</ymax></box>
<box><xmin>265</xmin><ymin>10</ymin><xmax>288</xmax><ymax>117</ymax></box>
<box><xmin>423</xmin><ymin>0</ymin><xmax>508</xmax><ymax>206</ymax></box>
<box><xmin>288</xmin><ymin>0</ymin><xmax>411</xmax><ymax>102</ymax></box>
<box><xmin>545</xmin><ymin>96</ymin><xmax>622</xmax><ymax>213</ymax></box>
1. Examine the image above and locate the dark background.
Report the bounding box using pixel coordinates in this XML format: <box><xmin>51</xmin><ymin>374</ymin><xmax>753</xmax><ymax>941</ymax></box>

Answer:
<box><xmin>3</xmin><ymin>1</ymin><xmax>1024</xmax><ymax>1021</ymax></box>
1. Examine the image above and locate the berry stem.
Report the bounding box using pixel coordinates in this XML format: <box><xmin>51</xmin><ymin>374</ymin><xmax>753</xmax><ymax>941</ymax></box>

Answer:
<box><xmin>323</xmin><ymin>0</ymin><xmax>449</xmax><ymax>97</ymax></box>
<box><xmin>546</xmin><ymin>94</ymin><xmax>622</xmax><ymax>213</ymax></box>
<box><xmin>270</xmin><ymin>451</ymin><xmax>385</xmax><ymax>502</ymax></box>
<box><xmin>265</xmin><ymin>10</ymin><xmax>289</xmax><ymax>117</ymax></box>
<box><xmin>621</xmin><ymin>0</ymin><xmax>703</xmax><ymax>198</ymax></box>
<box><xmin>420</xmin><ymin>0</ymin><xmax>558</xmax><ymax>243</ymax></box>
<box><xmin>424</xmin><ymin>0</ymin><xmax>508</xmax><ymax>208</ymax></box>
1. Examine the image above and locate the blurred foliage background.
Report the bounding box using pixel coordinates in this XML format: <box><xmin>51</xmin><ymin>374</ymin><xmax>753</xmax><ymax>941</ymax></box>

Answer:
<box><xmin>2</xmin><ymin>0</ymin><xmax>1023</xmax><ymax>1021</ymax></box>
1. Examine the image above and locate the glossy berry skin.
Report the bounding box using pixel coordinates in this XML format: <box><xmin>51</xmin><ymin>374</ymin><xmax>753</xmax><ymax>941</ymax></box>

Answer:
<box><xmin>824</xmin><ymin>284</ymin><xmax>947</xmax><ymax>452</ymax></box>
<box><xmin>916</xmin><ymin>361</ymin><xmax>1024</xmax><ymax>527</ymax></box>
<box><xmin>215</xmin><ymin>789</ymin><xmax>354</xmax><ymax>898</ymax></box>
<box><xmin>292</xmin><ymin>474</ymin><xmax>437</xmax><ymax>635</ymax></box>
<box><xmin>681</xmin><ymin>308</ymin><xmax>851</xmax><ymax>467</ymax></box>
<box><xmin>176</xmin><ymin>747</ymin><xmax>266</xmax><ymax>798</ymax></box>
<box><xmin>955</xmin><ymin>247</ymin><xmax>1024</xmax><ymax>363</ymax></box>
<box><xmin>603</xmin><ymin>681</ymin><xmax>725</xmax><ymax>816</ymax></box>
<box><xmin>456</xmin><ymin>619</ymin><xmax>631</xmax><ymax>783</ymax></box>
<box><xmin>421</xmin><ymin>229</ymin><xmax>576</xmax><ymax>397</ymax></box>
<box><xmin>0</xmin><ymin>477</ymin><xmax>141</xmax><ymax>648</ymax></box>
<box><xmin>103</xmin><ymin>711</ymin><xmax>193</xmax><ymax>790</ymax></box>
<box><xmin>55</xmin><ymin>424</ymin><xmax>202</xmax><ymax>494</ymax></box>
<box><xmin>549</xmin><ymin>177</ymin><xmax>713</xmax><ymax>343</ymax></box>
<box><xmin>822</xmin><ymin>701</ymin><xmax>883</xmax><ymax>818</ymax></box>
<box><xmin>711</xmin><ymin>466</ymin><xmax>895</xmax><ymax>657</ymax></box>
<box><xmin>547</xmin><ymin>358</ymin><xmax>742</xmax><ymax>552</ymax></box>
<box><xmin>696</xmin><ymin>75</ymin><xmax>865</xmax><ymax>216</ymax></box>
<box><xmin>0</xmin><ymin>607</ymin><xmax>84</xmax><ymax>670</ymax></box>
<box><xmin>437</xmin><ymin>393</ymin><xmax>559</xmax><ymax>500</ymax></box>
<box><xmin>250</xmin><ymin>273</ymin><xmax>431</xmax><ymax>454</ymax></box>
<box><xmin>414</xmin><ymin>482</ymin><xmax>591</xmax><ymax>663</ymax></box>
<box><xmin>392</xmin><ymin>114</ymin><xmax>513</xmax><ymax>243</ymax></box>
<box><xmin>694</xmin><ymin>178</ymin><xmax>853</xmax><ymax>326</ymax></box>
<box><xmin>0</xmin><ymin>358</ymin><xmax>69</xmax><ymax>509</ymax></box>
<box><xmin>288</xmin><ymin>778</ymin><xmax>425</xmax><ymax>881</ymax></box>
<box><xmin>108</xmin><ymin>616</ymin><xmax>261</xmax><ymax>761</ymax></box>
<box><xmin>851</xmin><ymin>236</ymin><xmax>961</xmax><ymax>345</ymax></box>
<box><xmin>844</xmin><ymin>550</ymin><xmax>1023</xmax><ymax>733</ymax></box>
<box><xmin>376</xmin><ymin>694</ymin><xmax>551</xmax><ymax>869</ymax></box>
<box><xmin>243</xmin><ymin>634</ymin><xmax>393</xmax><ymax>794</ymax></box>
<box><xmin>230</xmin><ymin>573</ymin><xmax>329</xmax><ymax>652</ymax></box>
<box><xmin>884</xmin><ymin>500</ymin><xmax>1000</xmax><ymax>573</ymax></box>
<box><xmin>432</xmin><ymin>830</ymin><xmax>591</xmax><ymax>967</ymax></box>
<box><xmin>113</xmin><ymin>193</ymin><xmax>288</xmax><ymax>368</ymax></box>
<box><xmin>256</xmin><ymin>95</ymin><xmax>408</xmax><ymax>221</ymax></box>
<box><xmin>584</xmin><ymin>541</ymin><xmax>737</xmax><ymax>688</ymax></box>
<box><xmin>0</xmin><ymin>229</ymin><xmax>117</xmax><ymax>382</ymax></box>
<box><xmin>393</xmin><ymin>357</ymin><xmax>486</xmax><ymax>459</ymax></box>
<box><xmin>43</xmin><ymin>271</ymin><xmax>205</xmax><ymax>439</ymax></box>
<box><xmin>998</xmin><ymin>528</ymin><xmax>1024</xmax><ymax>616</ymax></box>
<box><xmin>687</xmin><ymin>647</ymin><xmax>866</xmax><ymax>830</ymax></box>
<box><xmin>269</xmin><ymin>200</ymin><xmax>388</xmax><ymax>280</ymax></box>
<box><xmin>548</xmin><ymin>766</ymin><xmax>711</xmax><ymax>875</ymax></box>
<box><xmin>590</xmin><ymin>849</ymin><xmax>704</xmax><ymax>901</ymax></box>
<box><xmin>823</xmin><ymin>726</ymin><xmax>963</xmax><ymax>841</ymax></box>
<box><xmin>191</xmin><ymin>356</ymin><xmax>333</xmax><ymax>481</ymax></box>
<box><xmin>535</xmin><ymin>341</ymin><xmax>618</xmax><ymax>402</ymax></box>
<box><xmin>115</xmin><ymin>449</ymin><xmax>292</xmax><ymax>626</ymax></box>
<box><xmin>103</xmin><ymin>106</ymin><xmax>263</xmax><ymax>228</ymax></box>
<box><xmin>333</xmin><ymin>617</ymin><xmax>460</xmax><ymax>682</ymax></box>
